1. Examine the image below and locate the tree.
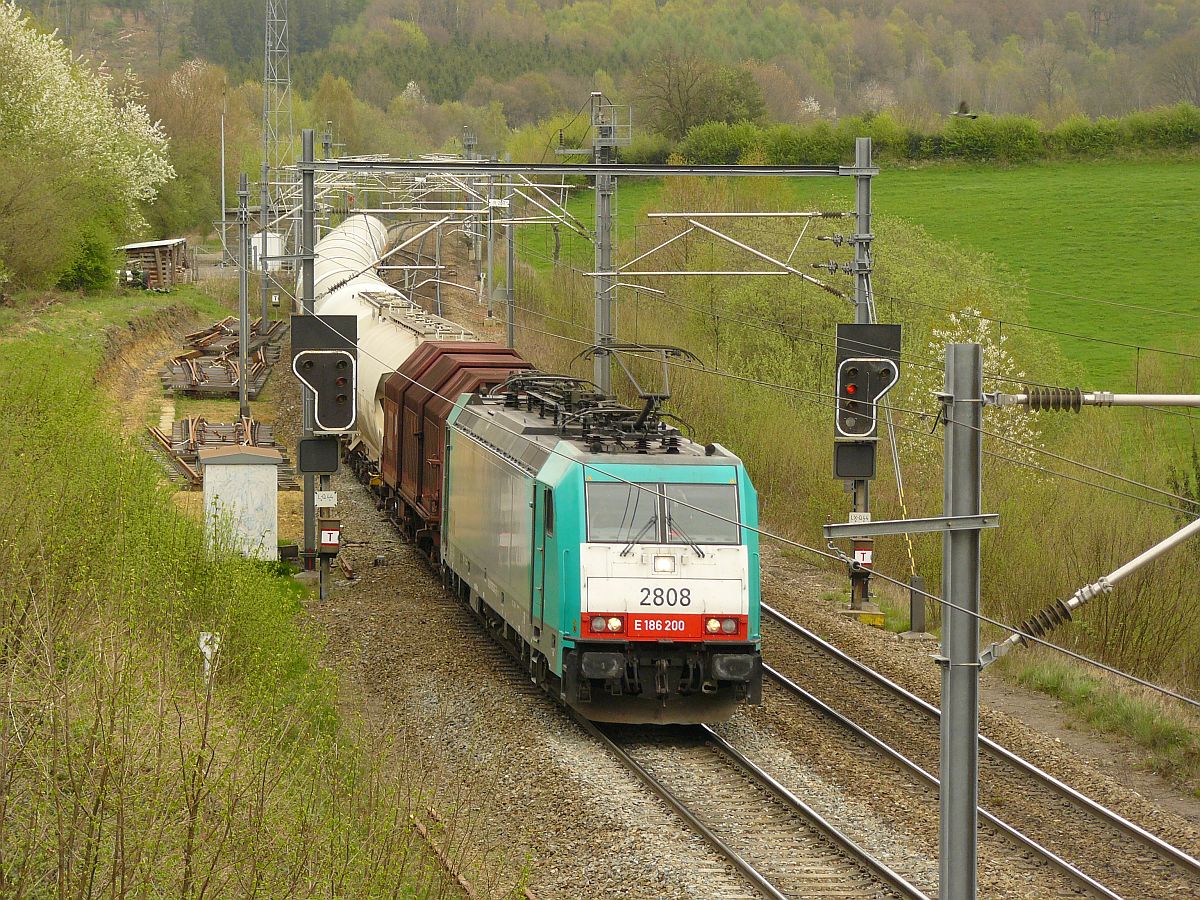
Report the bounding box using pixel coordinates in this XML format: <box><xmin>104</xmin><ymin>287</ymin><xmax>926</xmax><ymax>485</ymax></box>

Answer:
<box><xmin>0</xmin><ymin>3</ymin><xmax>172</xmax><ymax>287</ymax></box>
<box><xmin>635</xmin><ymin>48</ymin><xmax>765</xmax><ymax>141</ymax></box>
<box><xmin>1152</xmin><ymin>30</ymin><xmax>1200</xmax><ymax>106</ymax></box>
<box><xmin>143</xmin><ymin>60</ymin><xmax>235</xmax><ymax>236</ymax></box>
<box><xmin>312</xmin><ymin>73</ymin><xmax>362</xmax><ymax>153</ymax></box>
<box><xmin>633</xmin><ymin>47</ymin><xmax>714</xmax><ymax>141</ymax></box>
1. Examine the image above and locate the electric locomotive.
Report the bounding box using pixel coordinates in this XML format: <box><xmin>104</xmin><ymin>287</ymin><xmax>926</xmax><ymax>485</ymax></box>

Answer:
<box><xmin>311</xmin><ymin>215</ymin><xmax>762</xmax><ymax>723</ymax></box>
<box><xmin>437</xmin><ymin>374</ymin><xmax>762</xmax><ymax>724</ymax></box>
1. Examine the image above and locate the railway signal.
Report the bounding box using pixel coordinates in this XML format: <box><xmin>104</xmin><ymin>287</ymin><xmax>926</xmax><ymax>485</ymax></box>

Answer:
<box><xmin>832</xmin><ymin>324</ymin><xmax>901</xmax><ymax>614</ymax></box>
<box><xmin>293</xmin><ymin>349</ymin><xmax>357</xmax><ymax>432</ymax></box>
<box><xmin>835</xmin><ymin>356</ymin><xmax>899</xmax><ymax>438</ymax></box>
<box><xmin>833</xmin><ymin>323</ymin><xmax>901</xmax><ymax>443</ymax></box>
<box><xmin>291</xmin><ymin>313</ymin><xmax>359</xmax><ymax>435</ymax></box>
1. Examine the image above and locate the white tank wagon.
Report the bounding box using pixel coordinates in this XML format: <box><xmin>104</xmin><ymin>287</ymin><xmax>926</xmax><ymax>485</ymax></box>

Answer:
<box><xmin>300</xmin><ymin>214</ymin><xmax>474</xmax><ymax>462</ymax></box>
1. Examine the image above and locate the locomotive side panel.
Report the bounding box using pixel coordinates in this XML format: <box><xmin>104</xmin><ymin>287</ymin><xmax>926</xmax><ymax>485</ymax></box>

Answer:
<box><xmin>443</xmin><ymin>429</ymin><xmax>535</xmax><ymax>622</ymax></box>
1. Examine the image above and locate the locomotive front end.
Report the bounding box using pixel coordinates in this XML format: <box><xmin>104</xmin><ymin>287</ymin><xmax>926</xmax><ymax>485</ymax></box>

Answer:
<box><xmin>564</xmin><ymin>460</ymin><xmax>761</xmax><ymax>723</ymax></box>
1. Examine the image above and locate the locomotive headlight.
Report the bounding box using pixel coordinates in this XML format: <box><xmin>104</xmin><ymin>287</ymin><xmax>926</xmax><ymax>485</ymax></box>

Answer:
<box><xmin>705</xmin><ymin>617</ymin><xmax>722</xmax><ymax>634</ymax></box>
<box><xmin>590</xmin><ymin>616</ymin><xmax>607</xmax><ymax>633</ymax></box>
<box><xmin>652</xmin><ymin>555</ymin><xmax>676</xmax><ymax>574</ymax></box>
<box><xmin>721</xmin><ymin>618</ymin><xmax>738</xmax><ymax>634</ymax></box>
<box><xmin>607</xmin><ymin>617</ymin><xmax>623</xmax><ymax>633</ymax></box>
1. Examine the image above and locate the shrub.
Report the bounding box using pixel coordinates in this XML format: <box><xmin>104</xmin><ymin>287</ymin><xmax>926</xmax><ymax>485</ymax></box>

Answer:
<box><xmin>58</xmin><ymin>230</ymin><xmax>119</xmax><ymax>290</ymax></box>
<box><xmin>620</xmin><ymin>131</ymin><xmax>673</xmax><ymax>165</ymax></box>
<box><xmin>656</xmin><ymin>105</ymin><xmax>1200</xmax><ymax>167</ymax></box>
<box><xmin>0</xmin><ymin>5</ymin><xmax>172</xmax><ymax>288</ymax></box>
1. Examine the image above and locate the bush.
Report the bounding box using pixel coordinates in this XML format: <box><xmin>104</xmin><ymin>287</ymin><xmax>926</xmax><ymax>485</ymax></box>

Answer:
<box><xmin>940</xmin><ymin>114</ymin><xmax>1044</xmax><ymax>161</ymax></box>
<box><xmin>1121</xmin><ymin>103</ymin><xmax>1200</xmax><ymax>149</ymax></box>
<box><xmin>619</xmin><ymin>131</ymin><xmax>674</xmax><ymax>165</ymax></box>
<box><xmin>678</xmin><ymin>121</ymin><xmax>762</xmax><ymax>164</ymax></box>
<box><xmin>57</xmin><ymin>230</ymin><xmax>119</xmax><ymax>290</ymax></box>
<box><xmin>665</xmin><ymin>105</ymin><xmax>1200</xmax><ymax>167</ymax></box>
<box><xmin>1048</xmin><ymin>114</ymin><xmax>1122</xmax><ymax>155</ymax></box>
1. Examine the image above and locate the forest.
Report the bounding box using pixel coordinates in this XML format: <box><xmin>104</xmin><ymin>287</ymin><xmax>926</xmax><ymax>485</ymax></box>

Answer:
<box><xmin>7</xmin><ymin>0</ymin><xmax>1199</xmax><ymax>262</ymax></box>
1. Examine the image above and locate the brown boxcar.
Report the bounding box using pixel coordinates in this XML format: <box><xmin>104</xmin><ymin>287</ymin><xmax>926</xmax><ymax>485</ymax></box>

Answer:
<box><xmin>381</xmin><ymin>342</ymin><xmax>531</xmax><ymax>552</ymax></box>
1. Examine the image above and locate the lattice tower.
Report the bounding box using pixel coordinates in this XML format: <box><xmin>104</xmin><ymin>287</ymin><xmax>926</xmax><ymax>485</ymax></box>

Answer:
<box><xmin>263</xmin><ymin>0</ymin><xmax>295</xmax><ymax>249</ymax></box>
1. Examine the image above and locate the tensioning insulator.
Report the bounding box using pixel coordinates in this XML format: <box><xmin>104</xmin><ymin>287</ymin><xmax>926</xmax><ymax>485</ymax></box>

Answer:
<box><xmin>1025</xmin><ymin>386</ymin><xmax>1083</xmax><ymax>412</ymax></box>
<box><xmin>1014</xmin><ymin>597</ymin><xmax>1074</xmax><ymax>646</ymax></box>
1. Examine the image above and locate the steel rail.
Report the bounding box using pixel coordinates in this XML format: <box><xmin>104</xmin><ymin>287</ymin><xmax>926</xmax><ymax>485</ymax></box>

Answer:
<box><xmin>699</xmin><ymin>725</ymin><xmax>930</xmax><ymax>900</ymax></box>
<box><xmin>761</xmin><ymin>663</ymin><xmax>1118</xmax><ymax>899</ymax></box>
<box><xmin>762</xmin><ymin>602</ymin><xmax>1200</xmax><ymax>882</ymax></box>
<box><xmin>571</xmin><ymin>715</ymin><xmax>788</xmax><ymax>900</ymax></box>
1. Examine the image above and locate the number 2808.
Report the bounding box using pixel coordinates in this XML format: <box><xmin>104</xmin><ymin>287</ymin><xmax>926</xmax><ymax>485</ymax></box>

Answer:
<box><xmin>639</xmin><ymin>586</ymin><xmax>692</xmax><ymax>607</ymax></box>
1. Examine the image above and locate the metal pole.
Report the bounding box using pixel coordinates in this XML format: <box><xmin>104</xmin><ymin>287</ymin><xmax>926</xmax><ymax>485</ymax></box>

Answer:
<box><xmin>301</xmin><ymin>129</ymin><xmax>316</xmax><ymax>573</ymax></box>
<box><xmin>434</xmin><ymin>226</ymin><xmax>443</xmax><ymax>317</ymax></box>
<box><xmin>260</xmin><ymin>162</ymin><xmax>270</xmax><ymax>322</ymax></box>
<box><xmin>940</xmin><ymin>342</ymin><xmax>983</xmax><ymax>900</ymax></box>
<box><xmin>506</xmin><ymin>189</ymin><xmax>516</xmax><ymax>348</ymax></box>
<box><xmin>482</xmin><ymin>173</ymin><xmax>493</xmax><ymax>316</ymax></box>
<box><xmin>219</xmin><ymin>111</ymin><xmax>227</xmax><ymax>266</ymax></box>
<box><xmin>237</xmin><ymin>174</ymin><xmax>250</xmax><ymax>420</ymax></box>
<box><xmin>319</xmin><ymin>470</ymin><xmax>330</xmax><ymax>600</ymax></box>
<box><xmin>594</xmin><ymin>94</ymin><xmax>615</xmax><ymax>393</ymax></box>
<box><xmin>850</xmin><ymin>136</ymin><xmax>874</xmax><ymax>609</ymax></box>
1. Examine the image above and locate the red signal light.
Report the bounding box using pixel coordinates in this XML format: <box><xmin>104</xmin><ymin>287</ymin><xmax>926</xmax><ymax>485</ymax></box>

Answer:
<box><xmin>846</xmin><ymin>383</ymin><xmax>857</xmax><ymax>394</ymax></box>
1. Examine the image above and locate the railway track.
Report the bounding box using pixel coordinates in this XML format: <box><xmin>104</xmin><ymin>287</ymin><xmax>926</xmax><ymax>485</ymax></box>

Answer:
<box><xmin>577</xmin><ymin>718</ymin><xmax>928</xmax><ymax>900</ymax></box>
<box><xmin>762</xmin><ymin>602</ymin><xmax>1200</xmax><ymax>898</ymax></box>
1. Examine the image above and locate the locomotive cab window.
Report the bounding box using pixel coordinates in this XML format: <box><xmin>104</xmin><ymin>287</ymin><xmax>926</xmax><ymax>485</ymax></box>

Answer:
<box><xmin>543</xmin><ymin>487</ymin><xmax>554</xmax><ymax>535</ymax></box>
<box><xmin>585</xmin><ymin>483</ymin><xmax>660</xmax><ymax>543</ymax></box>
<box><xmin>665</xmin><ymin>483</ymin><xmax>739</xmax><ymax>545</ymax></box>
<box><xmin>586</xmin><ymin>482</ymin><xmax>739</xmax><ymax>545</ymax></box>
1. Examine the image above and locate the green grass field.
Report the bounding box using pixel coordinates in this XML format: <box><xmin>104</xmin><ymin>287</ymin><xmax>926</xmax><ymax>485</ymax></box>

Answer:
<box><xmin>518</xmin><ymin>158</ymin><xmax>1200</xmax><ymax>387</ymax></box>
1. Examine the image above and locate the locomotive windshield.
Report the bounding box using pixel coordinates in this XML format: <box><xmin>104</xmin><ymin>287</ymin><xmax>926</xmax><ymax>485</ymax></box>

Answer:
<box><xmin>586</xmin><ymin>483</ymin><xmax>660</xmax><ymax>543</ymax></box>
<box><xmin>664</xmin><ymin>484</ymin><xmax>739</xmax><ymax>545</ymax></box>
<box><xmin>586</xmin><ymin>482</ymin><xmax>739</xmax><ymax>545</ymax></box>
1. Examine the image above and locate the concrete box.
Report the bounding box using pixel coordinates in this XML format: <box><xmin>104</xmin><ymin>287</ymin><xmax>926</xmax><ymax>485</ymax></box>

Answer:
<box><xmin>199</xmin><ymin>445</ymin><xmax>282</xmax><ymax>560</ymax></box>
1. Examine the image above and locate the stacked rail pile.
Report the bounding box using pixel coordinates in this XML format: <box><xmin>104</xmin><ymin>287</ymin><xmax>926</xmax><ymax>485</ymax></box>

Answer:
<box><xmin>147</xmin><ymin>415</ymin><xmax>299</xmax><ymax>490</ymax></box>
<box><xmin>160</xmin><ymin>316</ymin><xmax>287</xmax><ymax>398</ymax></box>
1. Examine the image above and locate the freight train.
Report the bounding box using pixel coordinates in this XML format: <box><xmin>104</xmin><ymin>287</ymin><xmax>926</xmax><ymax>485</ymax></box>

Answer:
<box><xmin>310</xmin><ymin>215</ymin><xmax>762</xmax><ymax>723</ymax></box>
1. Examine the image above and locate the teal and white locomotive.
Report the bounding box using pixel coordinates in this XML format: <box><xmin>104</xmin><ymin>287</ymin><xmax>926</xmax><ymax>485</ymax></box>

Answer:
<box><xmin>439</xmin><ymin>374</ymin><xmax>762</xmax><ymax>724</ymax></box>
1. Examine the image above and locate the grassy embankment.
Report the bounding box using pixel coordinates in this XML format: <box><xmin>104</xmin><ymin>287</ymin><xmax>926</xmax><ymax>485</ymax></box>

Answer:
<box><xmin>511</xmin><ymin>161</ymin><xmax>1200</xmax><ymax>792</ymax></box>
<box><xmin>0</xmin><ymin>287</ymin><xmax>480</xmax><ymax>896</ymax></box>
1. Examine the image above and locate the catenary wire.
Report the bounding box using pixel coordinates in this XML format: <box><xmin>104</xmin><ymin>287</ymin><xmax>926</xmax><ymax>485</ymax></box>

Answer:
<box><xmin>518</xmin><ymin>239</ymin><xmax>1169</xmax><ymax>397</ymax></box>
<box><xmin>296</xmin><ymin>299</ymin><xmax>1200</xmax><ymax>712</ymax></box>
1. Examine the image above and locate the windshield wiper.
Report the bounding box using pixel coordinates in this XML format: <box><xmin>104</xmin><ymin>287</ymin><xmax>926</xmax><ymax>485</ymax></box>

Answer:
<box><xmin>619</xmin><ymin>517</ymin><xmax>658</xmax><ymax>557</ymax></box>
<box><xmin>667</xmin><ymin>512</ymin><xmax>706</xmax><ymax>558</ymax></box>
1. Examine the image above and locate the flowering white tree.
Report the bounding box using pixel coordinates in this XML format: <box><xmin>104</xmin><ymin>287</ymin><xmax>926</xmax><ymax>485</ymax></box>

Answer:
<box><xmin>899</xmin><ymin>307</ymin><xmax>1044</xmax><ymax>472</ymax></box>
<box><xmin>0</xmin><ymin>2</ymin><xmax>173</xmax><ymax>286</ymax></box>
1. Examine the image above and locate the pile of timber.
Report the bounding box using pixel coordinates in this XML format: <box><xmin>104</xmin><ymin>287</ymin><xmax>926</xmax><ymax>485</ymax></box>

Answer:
<box><xmin>146</xmin><ymin>415</ymin><xmax>299</xmax><ymax>490</ymax></box>
<box><xmin>161</xmin><ymin>316</ymin><xmax>287</xmax><ymax>398</ymax></box>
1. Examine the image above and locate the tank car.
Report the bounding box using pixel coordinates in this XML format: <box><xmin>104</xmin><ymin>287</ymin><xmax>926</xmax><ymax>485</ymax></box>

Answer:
<box><xmin>309</xmin><ymin>215</ymin><xmax>474</xmax><ymax>470</ymax></box>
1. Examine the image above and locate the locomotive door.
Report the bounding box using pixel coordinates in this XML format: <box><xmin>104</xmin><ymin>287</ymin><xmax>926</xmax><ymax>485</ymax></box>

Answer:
<box><xmin>531</xmin><ymin>485</ymin><xmax>551</xmax><ymax>639</ymax></box>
